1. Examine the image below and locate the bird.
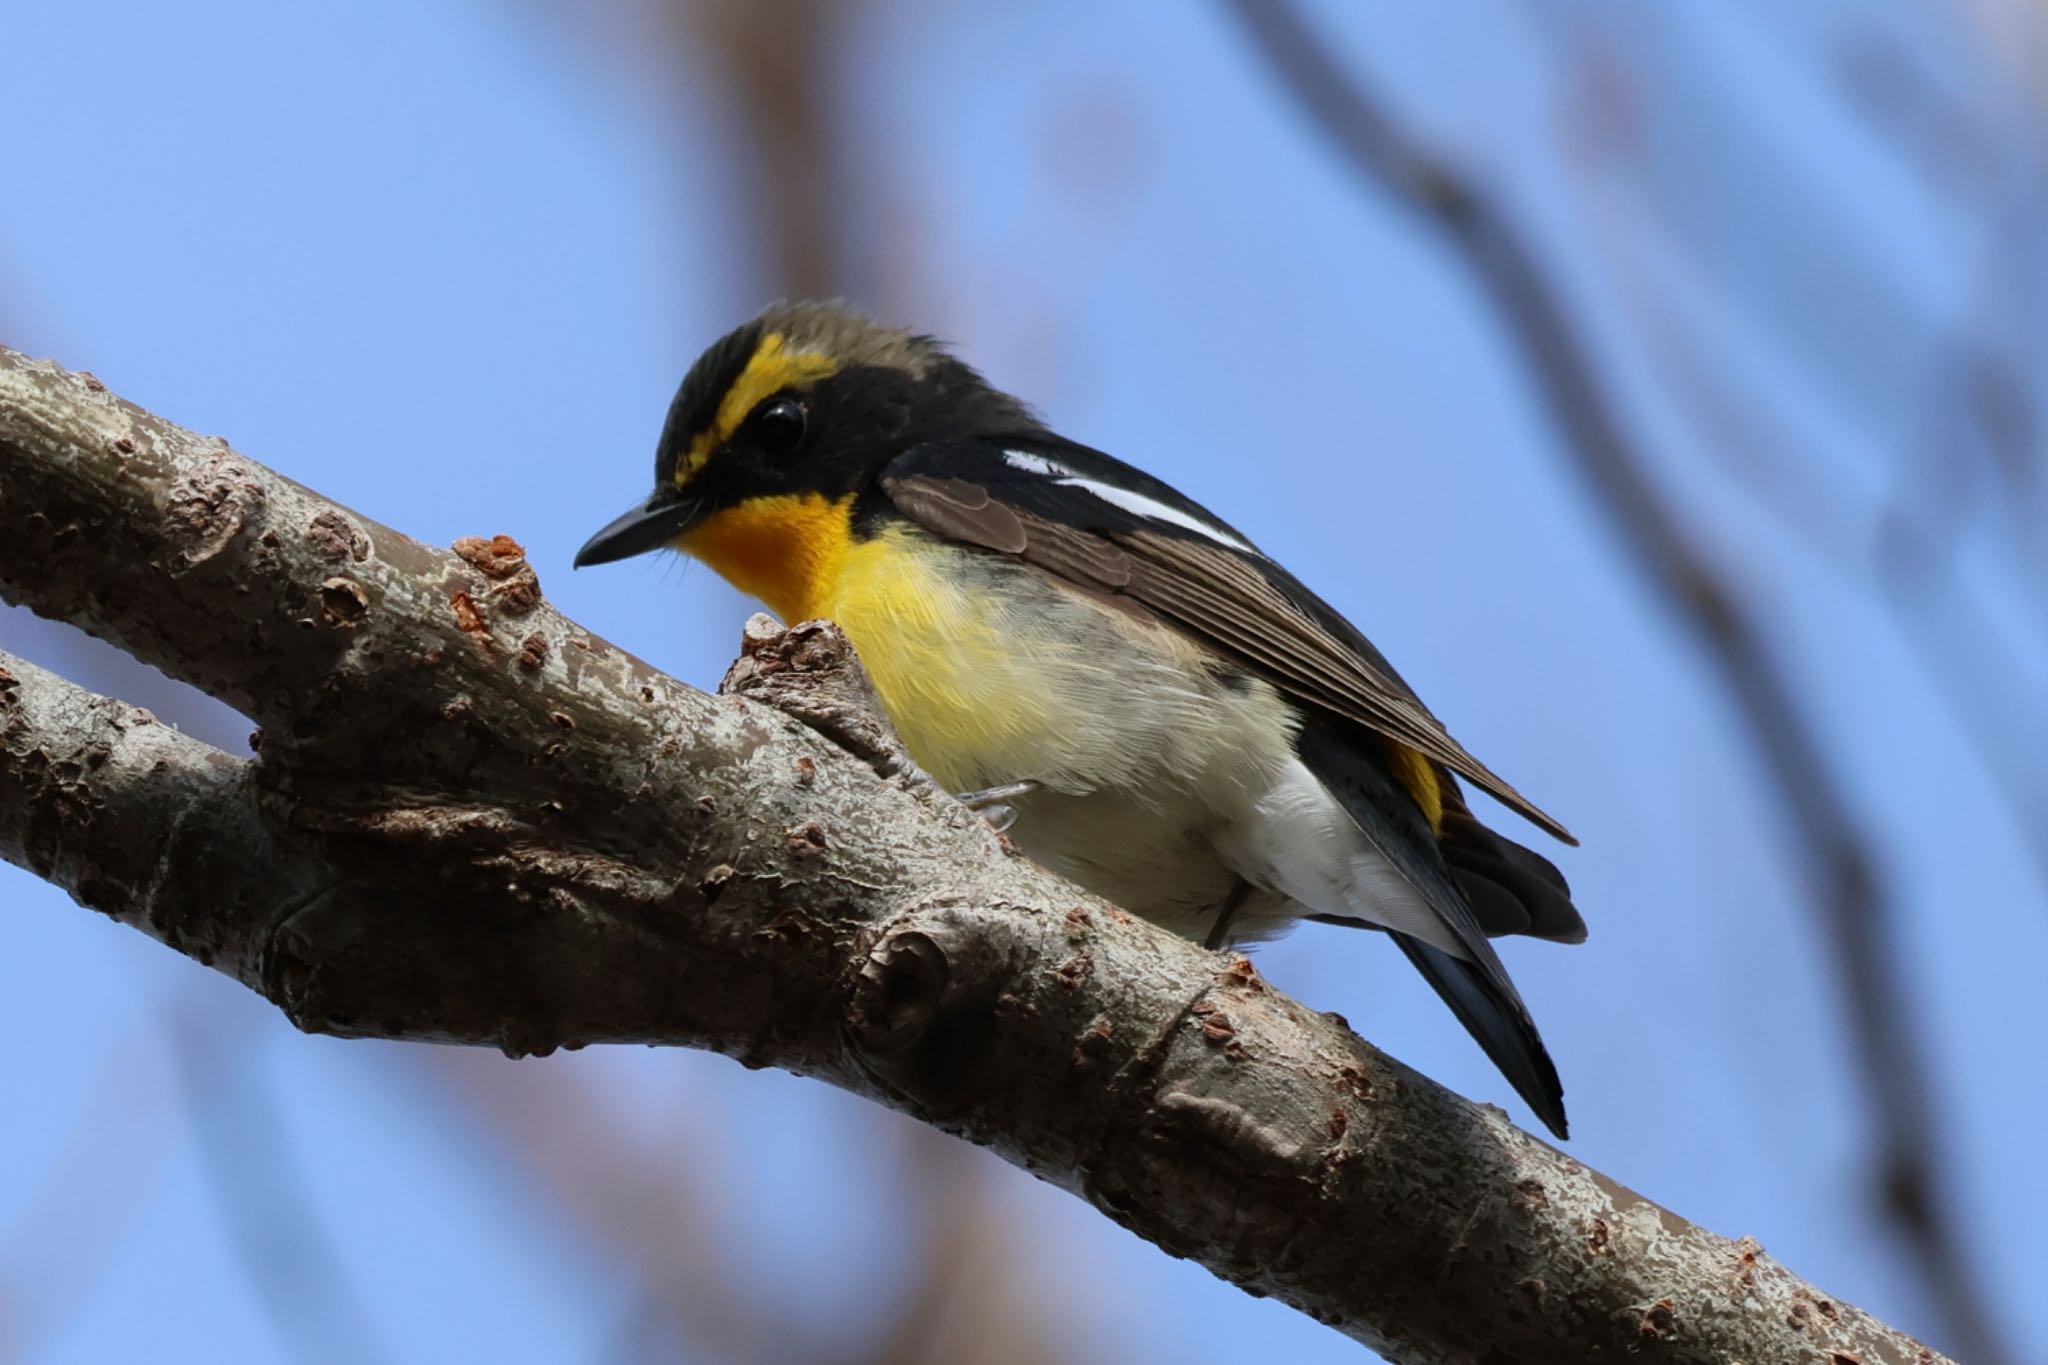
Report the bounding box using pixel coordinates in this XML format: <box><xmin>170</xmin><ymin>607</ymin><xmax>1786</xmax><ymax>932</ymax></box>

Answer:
<box><xmin>576</xmin><ymin>302</ymin><xmax>1586</xmax><ymax>1138</ymax></box>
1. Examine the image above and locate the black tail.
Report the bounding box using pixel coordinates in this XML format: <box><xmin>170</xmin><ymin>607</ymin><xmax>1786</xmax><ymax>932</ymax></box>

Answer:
<box><xmin>1392</xmin><ymin>934</ymin><xmax>1568</xmax><ymax>1139</ymax></box>
<box><xmin>1437</xmin><ymin>781</ymin><xmax>1585</xmax><ymax>943</ymax></box>
<box><xmin>1297</xmin><ymin>720</ymin><xmax>1571</xmax><ymax>1140</ymax></box>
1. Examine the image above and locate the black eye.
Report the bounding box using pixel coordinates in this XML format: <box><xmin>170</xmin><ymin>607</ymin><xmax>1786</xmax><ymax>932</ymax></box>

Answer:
<box><xmin>746</xmin><ymin>396</ymin><xmax>808</xmax><ymax>457</ymax></box>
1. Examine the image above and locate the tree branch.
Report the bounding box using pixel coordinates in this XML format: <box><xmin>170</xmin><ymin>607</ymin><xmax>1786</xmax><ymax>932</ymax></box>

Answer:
<box><xmin>0</xmin><ymin>348</ymin><xmax>1951</xmax><ymax>1363</ymax></box>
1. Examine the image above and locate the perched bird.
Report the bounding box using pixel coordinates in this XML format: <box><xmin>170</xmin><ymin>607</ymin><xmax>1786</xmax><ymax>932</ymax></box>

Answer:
<box><xmin>577</xmin><ymin>303</ymin><xmax>1586</xmax><ymax>1137</ymax></box>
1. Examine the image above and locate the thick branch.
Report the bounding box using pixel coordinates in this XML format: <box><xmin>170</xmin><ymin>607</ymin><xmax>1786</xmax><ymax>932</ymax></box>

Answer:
<box><xmin>0</xmin><ymin>651</ymin><xmax>318</xmax><ymax>976</ymax></box>
<box><xmin>0</xmin><ymin>348</ymin><xmax>1950</xmax><ymax>1363</ymax></box>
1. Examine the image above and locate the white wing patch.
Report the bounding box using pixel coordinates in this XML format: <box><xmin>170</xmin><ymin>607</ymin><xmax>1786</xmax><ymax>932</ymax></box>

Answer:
<box><xmin>1000</xmin><ymin>449</ymin><xmax>1064</xmax><ymax>478</ymax></box>
<box><xmin>1001</xmin><ymin>449</ymin><xmax>1257</xmax><ymax>554</ymax></box>
<box><xmin>1211</xmin><ymin>756</ymin><xmax>1470</xmax><ymax>960</ymax></box>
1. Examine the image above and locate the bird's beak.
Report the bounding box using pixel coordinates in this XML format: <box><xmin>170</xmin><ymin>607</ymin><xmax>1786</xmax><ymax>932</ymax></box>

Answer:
<box><xmin>573</xmin><ymin>490</ymin><xmax>703</xmax><ymax>568</ymax></box>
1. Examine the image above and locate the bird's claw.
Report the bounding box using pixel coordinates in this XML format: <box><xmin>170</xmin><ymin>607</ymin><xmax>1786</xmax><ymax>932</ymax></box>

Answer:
<box><xmin>952</xmin><ymin>780</ymin><xmax>1040</xmax><ymax>833</ymax></box>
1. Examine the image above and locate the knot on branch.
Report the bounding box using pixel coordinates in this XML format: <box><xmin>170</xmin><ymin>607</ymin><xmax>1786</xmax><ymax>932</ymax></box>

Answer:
<box><xmin>852</xmin><ymin>928</ymin><xmax>952</xmax><ymax>1053</ymax></box>
<box><xmin>317</xmin><ymin>577</ymin><xmax>370</xmax><ymax>627</ymax></box>
<box><xmin>306</xmin><ymin>509</ymin><xmax>371</xmax><ymax>563</ymax></box>
<box><xmin>720</xmin><ymin>616</ymin><xmax>917</xmax><ymax>781</ymax></box>
<box><xmin>167</xmin><ymin>452</ymin><xmax>265</xmax><ymax>567</ymax></box>
<box><xmin>847</xmin><ymin>912</ymin><xmax>1014</xmax><ymax>1115</ymax></box>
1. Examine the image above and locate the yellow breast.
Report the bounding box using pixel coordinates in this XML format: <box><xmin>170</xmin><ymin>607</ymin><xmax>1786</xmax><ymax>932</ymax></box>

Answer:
<box><xmin>679</xmin><ymin>498</ymin><xmax>1063</xmax><ymax>789</ymax></box>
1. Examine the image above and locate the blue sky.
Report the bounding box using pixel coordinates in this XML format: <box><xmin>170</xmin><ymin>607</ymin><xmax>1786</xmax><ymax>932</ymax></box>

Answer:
<box><xmin>4</xmin><ymin>3</ymin><xmax>2045</xmax><ymax>1361</ymax></box>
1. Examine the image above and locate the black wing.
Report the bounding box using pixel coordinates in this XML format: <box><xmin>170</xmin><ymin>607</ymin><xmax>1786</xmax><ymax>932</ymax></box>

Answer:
<box><xmin>879</xmin><ymin>434</ymin><xmax>1575</xmax><ymax>844</ymax></box>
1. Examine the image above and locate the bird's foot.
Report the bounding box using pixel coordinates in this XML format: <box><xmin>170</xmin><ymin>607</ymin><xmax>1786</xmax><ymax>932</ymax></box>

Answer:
<box><xmin>952</xmin><ymin>780</ymin><xmax>1040</xmax><ymax>833</ymax></box>
<box><xmin>1204</xmin><ymin>879</ymin><xmax>1254</xmax><ymax>952</ymax></box>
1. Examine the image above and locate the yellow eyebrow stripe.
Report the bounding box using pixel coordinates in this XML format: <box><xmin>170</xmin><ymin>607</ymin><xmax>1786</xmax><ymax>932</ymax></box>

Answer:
<box><xmin>677</xmin><ymin>332</ymin><xmax>839</xmax><ymax>484</ymax></box>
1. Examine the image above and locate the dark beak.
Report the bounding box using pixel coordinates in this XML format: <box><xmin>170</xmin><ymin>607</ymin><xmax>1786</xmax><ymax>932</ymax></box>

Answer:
<box><xmin>574</xmin><ymin>491</ymin><xmax>702</xmax><ymax>568</ymax></box>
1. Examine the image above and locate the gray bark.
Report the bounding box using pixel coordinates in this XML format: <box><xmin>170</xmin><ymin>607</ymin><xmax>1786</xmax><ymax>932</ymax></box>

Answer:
<box><xmin>0</xmin><ymin>346</ymin><xmax>1951</xmax><ymax>1364</ymax></box>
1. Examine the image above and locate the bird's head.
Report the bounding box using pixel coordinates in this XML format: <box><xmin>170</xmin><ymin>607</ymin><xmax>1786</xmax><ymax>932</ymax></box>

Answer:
<box><xmin>574</xmin><ymin>302</ymin><xmax>1034</xmax><ymax>570</ymax></box>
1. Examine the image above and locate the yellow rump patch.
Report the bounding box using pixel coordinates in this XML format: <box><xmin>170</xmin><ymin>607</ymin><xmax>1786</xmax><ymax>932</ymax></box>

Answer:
<box><xmin>678</xmin><ymin>492</ymin><xmax>856</xmax><ymax>627</ymax></box>
<box><xmin>677</xmin><ymin>332</ymin><xmax>839</xmax><ymax>485</ymax></box>
<box><xmin>1386</xmin><ymin>743</ymin><xmax>1445</xmax><ymax>834</ymax></box>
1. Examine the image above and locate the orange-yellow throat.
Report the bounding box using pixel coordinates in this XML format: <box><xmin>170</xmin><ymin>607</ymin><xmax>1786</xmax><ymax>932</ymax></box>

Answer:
<box><xmin>678</xmin><ymin>493</ymin><xmax>855</xmax><ymax>625</ymax></box>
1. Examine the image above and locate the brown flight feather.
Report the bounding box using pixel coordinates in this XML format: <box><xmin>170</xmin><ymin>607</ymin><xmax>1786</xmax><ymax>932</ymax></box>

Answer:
<box><xmin>885</xmin><ymin>471</ymin><xmax>1576</xmax><ymax>844</ymax></box>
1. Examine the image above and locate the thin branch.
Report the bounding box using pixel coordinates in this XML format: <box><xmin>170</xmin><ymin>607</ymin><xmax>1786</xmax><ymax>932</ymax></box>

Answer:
<box><xmin>418</xmin><ymin>1051</ymin><xmax>816</xmax><ymax>1364</ymax></box>
<box><xmin>0</xmin><ymin>1001</ymin><xmax>186</xmax><ymax>1359</ymax></box>
<box><xmin>0</xmin><ymin>348</ymin><xmax>1955</xmax><ymax>1363</ymax></box>
<box><xmin>688</xmin><ymin>0</ymin><xmax>847</xmax><ymax>302</ymax></box>
<box><xmin>1220</xmin><ymin>5</ymin><xmax>2008</xmax><ymax>1361</ymax></box>
<box><xmin>1585</xmin><ymin>186</ymin><xmax>2048</xmax><ymax>891</ymax></box>
<box><xmin>173</xmin><ymin>1002</ymin><xmax>393</xmax><ymax>1365</ymax></box>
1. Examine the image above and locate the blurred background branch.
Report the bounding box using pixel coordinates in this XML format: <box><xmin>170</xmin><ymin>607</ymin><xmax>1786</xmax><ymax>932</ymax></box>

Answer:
<box><xmin>1537</xmin><ymin>2</ymin><xmax>2048</xmax><ymax>894</ymax></box>
<box><xmin>1223</xmin><ymin>3</ymin><xmax>2022</xmax><ymax>1363</ymax></box>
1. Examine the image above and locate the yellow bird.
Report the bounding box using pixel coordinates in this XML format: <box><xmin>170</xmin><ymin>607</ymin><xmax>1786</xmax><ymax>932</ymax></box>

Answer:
<box><xmin>577</xmin><ymin>302</ymin><xmax>1585</xmax><ymax>1137</ymax></box>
